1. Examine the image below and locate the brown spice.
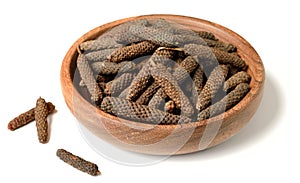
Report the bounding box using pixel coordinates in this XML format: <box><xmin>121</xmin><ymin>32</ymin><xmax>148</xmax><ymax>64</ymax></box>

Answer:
<box><xmin>125</xmin><ymin>61</ymin><xmax>152</xmax><ymax>101</ymax></box>
<box><xmin>172</xmin><ymin>56</ymin><xmax>198</xmax><ymax>84</ymax></box>
<box><xmin>77</xmin><ymin>54</ymin><xmax>103</xmax><ymax>104</ymax></box>
<box><xmin>107</xmin><ymin>19</ymin><xmax>149</xmax><ymax>45</ymax></box>
<box><xmin>192</xmin><ymin>66</ymin><xmax>205</xmax><ymax>95</ymax></box>
<box><xmin>196</xmin><ymin>65</ymin><xmax>229</xmax><ymax>111</ymax></box>
<box><xmin>212</xmin><ymin>48</ymin><xmax>247</xmax><ymax>69</ymax></box>
<box><xmin>195</xmin><ymin>31</ymin><xmax>217</xmax><ymax>40</ymax></box>
<box><xmin>107</xmin><ymin>41</ymin><xmax>158</xmax><ymax>63</ymax></box>
<box><xmin>84</xmin><ymin>48</ymin><xmax>117</xmax><ymax>62</ymax></box>
<box><xmin>79</xmin><ymin>38</ymin><xmax>123</xmax><ymax>53</ymax></box>
<box><xmin>135</xmin><ymin>81</ymin><xmax>161</xmax><ymax>105</ymax></box>
<box><xmin>149</xmin><ymin>48</ymin><xmax>178</xmax><ymax>66</ymax></box>
<box><xmin>148</xmin><ymin>88</ymin><xmax>168</xmax><ymax>109</ymax></box>
<box><xmin>204</xmin><ymin>39</ymin><xmax>237</xmax><ymax>53</ymax></box>
<box><xmin>151</xmin><ymin>63</ymin><xmax>194</xmax><ymax>117</ymax></box>
<box><xmin>56</xmin><ymin>149</ymin><xmax>101</xmax><ymax>176</ymax></box>
<box><xmin>7</xmin><ymin>102</ymin><xmax>55</xmax><ymax>131</ymax></box>
<box><xmin>224</xmin><ymin>71</ymin><xmax>251</xmax><ymax>92</ymax></box>
<box><xmin>104</xmin><ymin>73</ymin><xmax>135</xmax><ymax>96</ymax></box>
<box><xmin>100</xmin><ymin>97</ymin><xmax>192</xmax><ymax>124</ymax></box>
<box><xmin>129</xmin><ymin>24</ymin><xmax>178</xmax><ymax>47</ymax></box>
<box><xmin>91</xmin><ymin>61</ymin><xmax>135</xmax><ymax>75</ymax></box>
<box><xmin>197</xmin><ymin>83</ymin><xmax>250</xmax><ymax>120</ymax></box>
<box><xmin>183</xmin><ymin>43</ymin><xmax>219</xmax><ymax>69</ymax></box>
<box><xmin>35</xmin><ymin>97</ymin><xmax>49</xmax><ymax>144</ymax></box>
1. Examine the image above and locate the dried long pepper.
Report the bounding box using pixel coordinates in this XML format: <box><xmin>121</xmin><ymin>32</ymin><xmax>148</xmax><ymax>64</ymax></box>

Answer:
<box><xmin>197</xmin><ymin>83</ymin><xmax>250</xmax><ymax>120</ymax></box>
<box><xmin>35</xmin><ymin>97</ymin><xmax>49</xmax><ymax>144</ymax></box>
<box><xmin>100</xmin><ymin>97</ymin><xmax>192</xmax><ymax>124</ymax></box>
<box><xmin>8</xmin><ymin>102</ymin><xmax>55</xmax><ymax>131</ymax></box>
<box><xmin>196</xmin><ymin>65</ymin><xmax>229</xmax><ymax>111</ymax></box>
<box><xmin>77</xmin><ymin>54</ymin><xmax>103</xmax><ymax>104</ymax></box>
<box><xmin>56</xmin><ymin>149</ymin><xmax>101</xmax><ymax>176</ymax></box>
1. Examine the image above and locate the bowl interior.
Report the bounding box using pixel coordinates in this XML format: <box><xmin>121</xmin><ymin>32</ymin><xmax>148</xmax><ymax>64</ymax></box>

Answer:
<box><xmin>61</xmin><ymin>14</ymin><xmax>265</xmax><ymax>155</ymax></box>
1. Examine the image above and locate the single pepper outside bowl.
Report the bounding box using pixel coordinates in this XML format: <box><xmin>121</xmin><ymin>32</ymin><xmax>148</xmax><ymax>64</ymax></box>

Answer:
<box><xmin>60</xmin><ymin>14</ymin><xmax>265</xmax><ymax>155</ymax></box>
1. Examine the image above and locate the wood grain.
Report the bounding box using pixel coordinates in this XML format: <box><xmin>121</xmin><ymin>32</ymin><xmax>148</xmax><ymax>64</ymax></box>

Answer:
<box><xmin>60</xmin><ymin>14</ymin><xmax>265</xmax><ymax>155</ymax></box>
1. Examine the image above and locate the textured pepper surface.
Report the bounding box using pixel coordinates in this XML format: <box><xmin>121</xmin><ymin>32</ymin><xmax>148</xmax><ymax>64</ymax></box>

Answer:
<box><xmin>134</xmin><ymin>48</ymin><xmax>178</xmax><ymax>104</ymax></box>
<box><xmin>196</xmin><ymin>65</ymin><xmax>229</xmax><ymax>111</ymax></box>
<box><xmin>8</xmin><ymin>102</ymin><xmax>55</xmax><ymax>131</ymax></box>
<box><xmin>183</xmin><ymin>44</ymin><xmax>219</xmax><ymax>69</ymax></box>
<box><xmin>151</xmin><ymin>63</ymin><xmax>194</xmax><ymax>117</ymax></box>
<box><xmin>192</xmin><ymin>66</ymin><xmax>205</xmax><ymax>95</ymax></box>
<box><xmin>129</xmin><ymin>25</ymin><xmax>178</xmax><ymax>47</ymax></box>
<box><xmin>197</xmin><ymin>83</ymin><xmax>250</xmax><ymax>120</ymax></box>
<box><xmin>108</xmin><ymin>19</ymin><xmax>149</xmax><ymax>45</ymax></box>
<box><xmin>212</xmin><ymin>48</ymin><xmax>247</xmax><ymax>69</ymax></box>
<box><xmin>149</xmin><ymin>48</ymin><xmax>177</xmax><ymax>66</ymax></box>
<box><xmin>84</xmin><ymin>48</ymin><xmax>117</xmax><ymax>62</ymax></box>
<box><xmin>35</xmin><ymin>97</ymin><xmax>49</xmax><ymax>143</ymax></box>
<box><xmin>172</xmin><ymin>56</ymin><xmax>198</xmax><ymax>84</ymax></box>
<box><xmin>195</xmin><ymin>31</ymin><xmax>217</xmax><ymax>40</ymax></box>
<box><xmin>105</xmin><ymin>73</ymin><xmax>135</xmax><ymax>96</ymax></box>
<box><xmin>100</xmin><ymin>97</ymin><xmax>192</xmax><ymax>124</ymax></box>
<box><xmin>135</xmin><ymin>81</ymin><xmax>161</xmax><ymax>105</ymax></box>
<box><xmin>148</xmin><ymin>87</ymin><xmax>168</xmax><ymax>109</ymax></box>
<box><xmin>77</xmin><ymin>54</ymin><xmax>103</xmax><ymax>104</ymax></box>
<box><xmin>125</xmin><ymin>61</ymin><xmax>152</xmax><ymax>101</ymax></box>
<box><xmin>56</xmin><ymin>149</ymin><xmax>101</xmax><ymax>176</ymax></box>
<box><xmin>204</xmin><ymin>39</ymin><xmax>237</xmax><ymax>53</ymax></box>
<box><xmin>108</xmin><ymin>41</ymin><xmax>158</xmax><ymax>63</ymax></box>
<box><xmin>79</xmin><ymin>38</ymin><xmax>123</xmax><ymax>52</ymax></box>
<box><xmin>91</xmin><ymin>61</ymin><xmax>135</xmax><ymax>75</ymax></box>
<box><xmin>224</xmin><ymin>71</ymin><xmax>251</xmax><ymax>92</ymax></box>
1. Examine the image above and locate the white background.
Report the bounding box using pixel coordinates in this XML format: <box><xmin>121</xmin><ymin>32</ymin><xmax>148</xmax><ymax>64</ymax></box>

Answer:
<box><xmin>0</xmin><ymin>0</ymin><xmax>299</xmax><ymax>182</ymax></box>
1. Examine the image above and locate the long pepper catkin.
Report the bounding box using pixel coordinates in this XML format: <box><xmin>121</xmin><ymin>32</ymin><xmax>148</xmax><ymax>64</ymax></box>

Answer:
<box><xmin>77</xmin><ymin>54</ymin><xmax>103</xmax><ymax>104</ymax></box>
<box><xmin>56</xmin><ymin>149</ymin><xmax>101</xmax><ymax>176</ymax></box>
<box><xmin>84</xmin><ymin>48</ymin><xmax>117</xmax><ymax>62</ymax></box>
<box><xmin>172</xmin><ymin>56</ymin><xmax>198</xmax><ymax>83</ymax></box>
<box><xmin>197</xmin><ymin>83</ymin><xmax>250</xmax><ymax>120</ymax></box>
<box><xmin>184</xmin><ymin>44</ymin><xmax>219</xmax><ymax>68</ymax></box>
<box><xmin>100</xmin><ymin>97</ymin><xmax>192</xmax><ymax>124</ymax></box>
<box><xmin>148</xmin><ymin>87</ymin><xmax>168</xmax><ymax>109</ymax></box>
<box><xmin>91</xmin><ymin>61</ymin><xmax>135</xmax><ymax>75</ymax></box>
<box><xmin>107</xmin><ymin>41</ymin><xmax>158</xmax><ymax>63</ymax></box>
<box><xmin>135</xmin><ymin>81</ymin><xmax>161</xmax><ymax>105</ymax></box>
<box><xmin>79</xmin><ymin>37</ymin><xmax>123</xmax><ymax>52</ymax></box>
<box><xmin>204</xmin><ymin>39</ymin><xmax>237</xmax><ymax>53</ymax></box>
<box><xmin>192</xmin><ymin>66</ymin><xmax>205</xmax><ymax>95</ymax></box>
<box><xmin>224</xmin><ymin>71</ymin><xmax>251</xmax><ymax>92</ymax></box>
<box><xmin>7</xmin><ymin>102</ymin><xmax>55</xmax><ymax>131</ymax></box>
<box><xmin>196</xmin><ymin>65</ymin><xmax>229</xmax><ymax>111</ymax></box>
<box><xmin>114</xmin><ymin>32</ymin><xmax>145</xmax><ymax>45</ymax></box>
<box><xmin>148</xmin><ymin>48</ymin><xmax>178</xmax><ymax>68</ymax></box>
<box><xmin>105</xmin><ymin>73</ymin><xmax>135</xmax><ymax>96</ymax></box>
<box><xmin>151</xmin><ymin>63</ymin><xmax>194</xmax><ymax>117</ymax></box>
<box><xmin>127</xmin><ymin>48</ymin><xmax>176</xmax><ymax>102</ymax></box>
<box><xmin>195</xmin><ymin>31</ymin><xmax>217</xmax><ymax>40</ymax></box>
<box><xmin>104</xmin><ymin>19</ymin><xmax>149</xmax><ymax>43</ymax></box>
<box><xmin>125</xmin><ymin>61</ymin><xmax>152</xmax><ymax>101</ymax></box>
<box><xmin>212</xmin><ymin>48</ymin><xmax>247</xmax><ymax>69</ymax></box>
<box><xmin>35</xmin><ymin>97</ymin><xmax>49</xmax><ymax>144</ymax></box>
<box><xmin>129</xmin><ymin>25</ymin><xmax>179</xmax><ymax>47</ymax></box>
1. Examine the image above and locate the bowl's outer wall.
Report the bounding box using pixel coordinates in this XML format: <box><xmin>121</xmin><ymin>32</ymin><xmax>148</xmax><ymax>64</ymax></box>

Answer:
<box><xmin>60</xmin><ymin>14</ymin><xmax>265</xmax><ymax>155</ymax></box>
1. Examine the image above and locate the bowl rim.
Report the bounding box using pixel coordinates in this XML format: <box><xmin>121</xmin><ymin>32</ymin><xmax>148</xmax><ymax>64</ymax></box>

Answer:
<box><xmin>61</xmin><ymin>14</ymin><xmax>265</xmax><ymax>130</ymax></box>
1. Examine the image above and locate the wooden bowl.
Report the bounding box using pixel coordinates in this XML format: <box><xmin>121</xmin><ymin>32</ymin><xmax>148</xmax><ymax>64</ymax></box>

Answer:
<box><xmin>60</xmin><ymin>14</ymin><xmax>265</xmax><ymax>155</ymax></box>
